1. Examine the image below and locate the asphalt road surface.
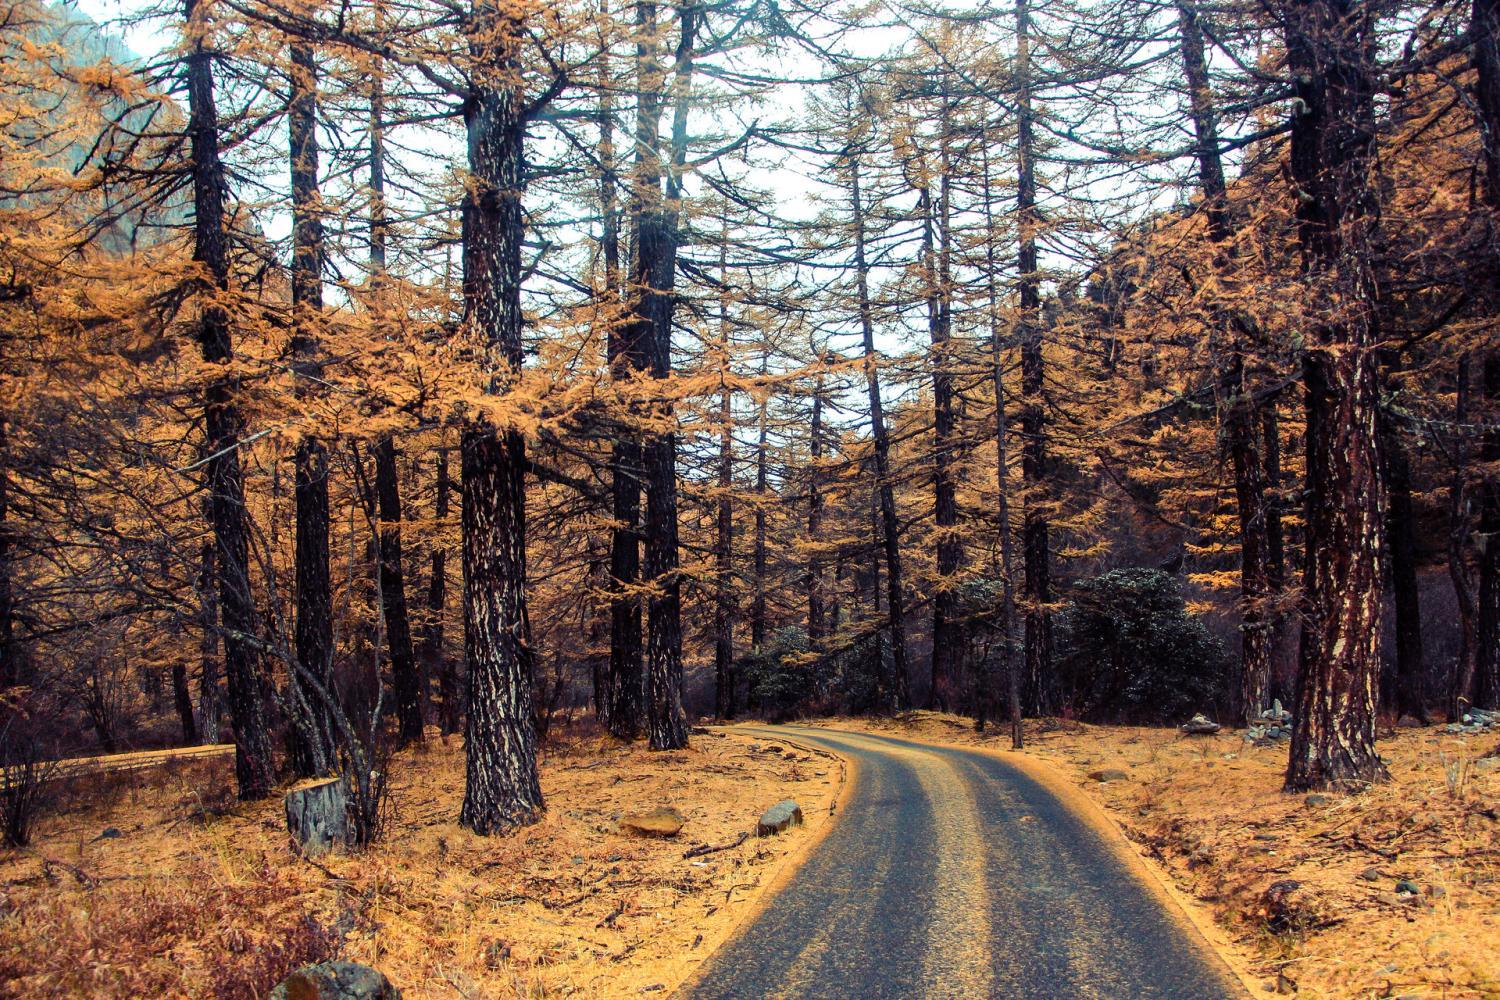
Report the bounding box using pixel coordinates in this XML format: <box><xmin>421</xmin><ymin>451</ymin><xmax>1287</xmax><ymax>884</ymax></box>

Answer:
<box><xmin>684</xmin><ymin>726</ymin><xmax>1245</xmax><ymax>1000</ymax></box>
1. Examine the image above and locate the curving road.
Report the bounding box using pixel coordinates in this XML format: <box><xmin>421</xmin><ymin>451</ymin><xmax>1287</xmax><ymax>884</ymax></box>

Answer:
<box><xmin>685</xmin><ymin>726</ymin><xmax>1245</xmax><ymax>1000</ymax></box>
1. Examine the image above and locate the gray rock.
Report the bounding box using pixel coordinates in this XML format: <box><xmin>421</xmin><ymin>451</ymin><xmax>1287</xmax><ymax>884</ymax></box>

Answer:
<box><xmin>96</xmin><ymin>827</ymin><xmax>123</xmax><ymax>840</ymax></box>
<box><xmin>1358</xmin><ymin>867</ymin><xmax>1383</xmax><ymax>881</ymax></box>
<box><xmin>756</xmin><ymin>800</ymin><xmax>803</xmax><ymax>836</ymax></box>
<box><xmin>268</xmin><ymin>961</ymin><xmax>400</xmax><ymax>1000</ymax></box>
<box><xmin>1180</xmin><ymin>714</ymin><xmax>1222</xmax><ymax>735</ymax></box>
<box><xmin>1395</xmin><ymin>880</ymin><xmax>1421</xmax><ymax>895</ymax></box>
<box><xmin>1425</xmin><ymin>884</ymin><xmax>1447</xmax><ymax>900</ymax></box>
<box><xmin>1087</xmin><ymin>768</ymin><xmax>1130</xmax><ymax>783</ymax></box>
<box><xmin>1304</xmin><ymin>793</ymin><xmax>1333</xmax><ymax>807</ymax></box>
<box><xmin>619</xmin><ymin>806</ymin><xmax>686</xmax><ymax>838</ymax></box>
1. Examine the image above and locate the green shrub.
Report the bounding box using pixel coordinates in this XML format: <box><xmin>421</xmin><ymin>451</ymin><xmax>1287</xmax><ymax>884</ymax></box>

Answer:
<box><xmin>740</xmin><ymin>627</ymin><xmax>815</xmax><ymax>722</ymax></box>
<box><xmin>1055</xmin><ymin>568</ymin><xmax>1226</xmax><ymax>724</ymax></box>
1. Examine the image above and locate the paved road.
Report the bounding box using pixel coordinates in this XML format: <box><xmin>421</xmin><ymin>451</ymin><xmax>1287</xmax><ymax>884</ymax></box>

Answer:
<box><xmin>686</xmin><ymin>727</ymin><xmax>1244</xmax><ymax>1000</ymax></box>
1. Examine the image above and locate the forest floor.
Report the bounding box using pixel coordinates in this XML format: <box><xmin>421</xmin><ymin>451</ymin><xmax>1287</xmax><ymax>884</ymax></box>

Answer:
<box><xmin>805</xmin><ymin>712</ymin><xmax>1500</xmax><ymax>999</ymax></box>
<box><xmin>0</xmin><ymin>725</ymin><xmax>843</xmax><ymax>999</ymax></box>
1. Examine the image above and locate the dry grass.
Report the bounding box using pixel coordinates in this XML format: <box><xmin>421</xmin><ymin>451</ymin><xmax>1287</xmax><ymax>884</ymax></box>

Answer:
<box><xmin>811</xmin><ymin>712</ymin><xmax>1500</xmax><ymax>999</ymax></box>
<box><xmin>0</xmin><ymin>726</ymin><xmax>842</xmax><ymax>999</ymax></box>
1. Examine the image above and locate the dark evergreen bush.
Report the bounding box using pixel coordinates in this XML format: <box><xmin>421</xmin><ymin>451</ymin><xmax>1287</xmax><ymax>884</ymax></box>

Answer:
<box><xmin>1054</xmin><ymin>568</ymin><xmax>1226</xmax><ymax>724</ymax></box>
<box><xmin>740</xmin><ymin>627</ymin><xmax>815</xmax><ymax>722</ymax></box>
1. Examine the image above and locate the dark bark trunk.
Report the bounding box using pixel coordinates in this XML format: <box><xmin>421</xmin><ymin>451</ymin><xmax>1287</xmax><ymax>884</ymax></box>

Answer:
<box><xmin>1017</xmin><ymin>0</ymin><xmax>1052</xmax><ymax>718</ymax></box>
<box><xmin>198</xmin><ymin>537</ymin><xmax>222</xmax><ymax>743</ymax></box>
<box><xmin>751</xmin><ymin>362</ymin><xmax>768</xmax><ymax>650</ymax></box>
<box><xmin>362</xmin><ymin>37</ymin><xmax>420</xmax><ymax>744</ymax></box>
<box><xmin>925</xmin><ymin>112</ymin><xmax>962</xmax><ymax>714</ymax></box>
<box><xmin>1263</xmin><ymin>406</ymin><xmax>1287</xmax><ymax>591</ymax></box>
<box><xmin>601</xmin><ymin>9</ymin><xmax>643</xmax><ymax>739</ymax></box>
<box><xmin>807</xmin><ymin>365</ymin><xmax>826</xmax><ymax>652</ymax></box>
<box><xmin>1472</xmin><ymin>0</ymin><xmax>1500</xmax><ymax>709</ymax></box>
<box><xmin>634</xmin><ymin>0</ymin><xmax>693</xmax><ymax>751</ymax></box>
<box><xmin>374</xmin><ymin>437</ymin><xmax>422</xmax><ymax>742</ymax></box>
<box><xmin>1380</xmin><ymin>396</ymin><xmax>1428</xmax><ymax>721</ymax></box>
<box><xmin>1476</xmin><ymin>351</ymin><xmax>1500</xmax><ymax>709</ymax></box>
<box><xmin>426</xmin><ymin>448</ymin><xmax>457</xmax><ymax>734</ymax></box>
<box><xmin>981</xmin><ymin>137</ymin><xmax>1022</xmax><ymax>748</ymax></box>
<box><xmin>607</xmin><ymin>438</ymin><xmax>643</xmax><ymax>738</ymax></box>
<box><xmin>0</xmin><ymin>417</ymin><xmax>14</xmax><ymax>691</ymax></box>
<box><xmin>172</xmin><ymin>659</ymin><xmax>197</xmax><ymax>745</ymax></box>
<box><xmin>850</xmin><ymin>155</ymin><xmax>910</xmax><ymax>711</ymax></box>
<box><xmin>287</xmin><ymin>42</ymin><xmax>337</xmax><ymax>778</ymax></box>
<box><xmin>1283</xmin><ymin>0</ymin><xmax>1389</xmax><ymax>792</ymax></box>
<box><xmin>1449</xmin><ymin>356</ymin><xmax>1479</xmax><ymax>715</ymax></box>
<box><xmin>457</xmin><ymin>8</ymin><xmax>543</xmax><ymax>833</ymax></box>
<box><xmin>1227</xmin><ymin>356</ymin><xmax>1274</xmax><ymax>724</ymax></box>
<box><xmin>187</xmin><ymin>0</ymin><xmax>274</xmax><ymax>798</ymax></box>
<box><xmin>714</xmin><ymin>318</ymin><xmax>735</xmax><ymax>720</ymax></box>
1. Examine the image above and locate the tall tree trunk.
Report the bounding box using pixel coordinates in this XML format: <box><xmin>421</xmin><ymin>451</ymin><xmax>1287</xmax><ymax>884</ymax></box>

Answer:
<box><xmin>925</xmin><ymin>107</ymin><xmax>962</xmax><ymax>714</ymax></box>
<box><xmin>1016</xmin><ymin>0</ymin><xmax>1052</xmax><ymax>718</ymax></box>
<box><xmin>186</xmin><ymin>0</ymin><xmax>274</xmax><ymax>798</ymax></box>
<box><xmin>197</xmin><ymin>536</ymin><xmax>222</xmax><ymax>743</ymax></box>
<box><xmin>807</xmin><ymin>359</ymin><xmax>826</xmax><ymax>652</ymax></box>
<box><xmin>1283</xmin><ymin>0</ymin><xmax>1389</xmax><ymax>792</ymax></box>
<box><xmin>171</xmin><ymin>659</ymin><xmax>197</xmax><ymax>745</ymax></box>
<box><xmin>288</xmin><ymin>41</ymin><xmax>337</xmax><ymax>778</ymax></box>
<box><xmin>1226</xmin><ymin>359</ymin><xmax>1274</xmax><ymax>724</ymax></box>
<box><xmin>457</xmin><ymin>4</ymin><xmax>543</xmax><ymax>833</ymax></box>
<box><xmin>363</xmin><ymin>47</ymin><xmax>422</xmax><ymax>744</ymax></box>
<box><xmin>374</xmin><ymin>438</ymin><xmax>422</xmax><ymax>742</ymax></box>
<box><xmin>0</xmin><ymin>417</ymin><xmax>14</xmax><ymax>691</ymax></box>
<box><xmin>1263</xmin><ymin>406</ymin><xmax>1287</xmax><ymax>594</ymax></box>
<box><xmin>1449</xmin><ymin>355</ymin><xmax>1479</xmax><ymax>715</ymax></box>
<box><xmin>1471</xmin><ymin>0</ymin><xmax>1500</xmax><ymax>710</ymax></box>
<box><xmin>426</xmin><ymin>448</ymin><xmax>456</xmax><ymax>734</ymax></box>
<box><xmin>850</xmin><ymin>153</ymin><xmax>910</xmax><ymax>711</ymax></box>
<box><xmin>714</xmin><ymin>254</ymin><xmax>735</xmax><ymax>720</ymax></box>
<box><xmin>634</xmin><ymin>0</ymin><xmax>691</xmax><ymax>751</ymax></box>
<box><xmin>1179</xmin><ymin>0</ymin><xmax>1276</xmax><ymax>725</ymax></box>
<box><xmin>1476</xmin><ymin>351</ymin><xmax>1500</xmax><ymax>709</ymax></box>
<box><xmin>751</xmin><ymin>354</ymin><xmax>769</xmax><ymax>650</ymax></box>
<box><xmin>1380</xmin><ymin>395</ymin><xmax>1428</xmax><ymax>721</ymax></box>
<box><xmin>600</xmin><ymin>5</ymin><xmax>642</xmax><ymax>739</ymax></box>
<box><xmin>981</xmin><ymin>137</ymin><xmax>1022</xmax><ymax>749</ymax></box>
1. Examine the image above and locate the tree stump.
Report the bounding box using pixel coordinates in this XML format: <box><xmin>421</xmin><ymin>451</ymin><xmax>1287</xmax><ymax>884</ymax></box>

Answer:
<box><xmin>285</xmin><ymin>776</ymin><xmax>350</xmax><ymax>856</ymax></box>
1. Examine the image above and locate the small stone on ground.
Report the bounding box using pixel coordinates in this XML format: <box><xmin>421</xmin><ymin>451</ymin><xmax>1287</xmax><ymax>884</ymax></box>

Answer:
<box><xmin>757</xmin><ymin>799</ymin><xmax>803</xmax><ymax>836</ymax></box>
<box><xmin>619</xmin><ymin>806</ymin><xmax>686</xmax><ymax>838</ymax></box>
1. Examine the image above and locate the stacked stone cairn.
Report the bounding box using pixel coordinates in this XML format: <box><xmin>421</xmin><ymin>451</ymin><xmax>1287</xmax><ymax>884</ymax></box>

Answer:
<box><xmin>1445</xmin><ymin>706</ymin><xmax>1498</xmax><ymax>736</ymax></box>
<box><xmin>1245</xmin><ymin>700</ymin><xmax>1293</xmax><ymax>744</ymax></box>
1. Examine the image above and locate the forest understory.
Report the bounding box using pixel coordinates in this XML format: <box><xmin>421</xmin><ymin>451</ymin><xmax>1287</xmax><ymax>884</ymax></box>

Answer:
<box><xmin>0</xmin><ymin>726</ymin><xmax>841</xmax><ymax>999</ymax></box>
<box><xmin>818</xmin><ymin>712</ymin><xmax>1500</xmax><ymax>1000</ymax></box>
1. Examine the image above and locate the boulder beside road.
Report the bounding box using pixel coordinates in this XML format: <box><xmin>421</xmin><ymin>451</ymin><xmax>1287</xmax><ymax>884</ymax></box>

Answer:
<box><xmin>619</xmin><ymin>806</ymin><xmax>686</xmax><ymax>838</ymax></box>
<box><xmin>756</xmin><ymin>800</ymin><xmax>803</xmax><ymax>836</ymax></box>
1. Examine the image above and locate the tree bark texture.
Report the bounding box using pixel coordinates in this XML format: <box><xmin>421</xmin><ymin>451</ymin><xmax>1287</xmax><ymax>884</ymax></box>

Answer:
<box><xmin>457</xmin><ymin>9</ymin><xmax>543</xmax><ymax>833</ymax></box>
<box><xmin>187</xmin><ymin>0</ymin><xmax>274</xmax><ymax>798</ymax></box>
<box><xmin>1017</xmin><ymin>0</ymin><xmax>1052</xmax><ymax>718</ymax></box>
<box><xmin>850</xmin><ymin>155</ymin><xmax>910</xmax><ymax>711</ymax></box>
<box><xmin>1283</xmin><ymin>0</ymin><xmax>1390</xmax><ymax>792</ymax></box>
